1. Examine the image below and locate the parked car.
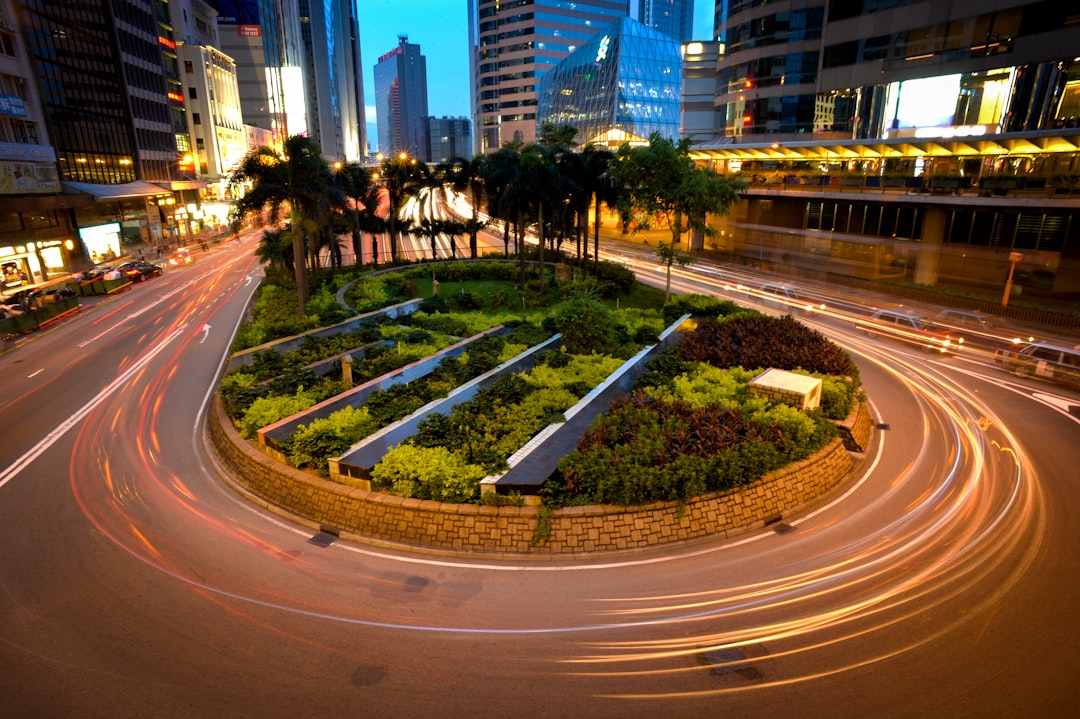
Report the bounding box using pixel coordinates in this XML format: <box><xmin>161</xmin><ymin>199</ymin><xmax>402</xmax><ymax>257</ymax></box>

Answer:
<box><xmin>931</xmin><ymin>308</ymin><xmax>1034</xmax><ymax>350</ymax></box>
<box><xmin>994</xmin><ymin>341</ymin><xmax>1080</xmax><ymax>389</ymax></box>
<box><xmin>167</xmin><ymin>248</ymin><xmax>193</xmax><ymax>266</ymax></box>
<box><xmin>855</xmin><ymin>308</ymin><xmax>964</xmax><ymax>353</ymax></box>
<box><xmin>116</xmin><ymin>260</ymin><xmax>162</xmax><ymax>282</ymax></box>
<box><xmin>753</xmin><ymin>282</ymin><xmax>827</xmax><ymax>315</ymax></box>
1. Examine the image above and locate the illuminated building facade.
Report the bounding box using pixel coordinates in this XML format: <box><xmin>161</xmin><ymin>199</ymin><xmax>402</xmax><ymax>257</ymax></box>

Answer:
<box><xmin>536</xmin><ymin>17</ymin><xmax>682</xmax><ymax>148</ymax></box>
<box><xmin>374</xmin><ymin>36</ymin><xmax>429</xmax><ymax>160</ymax></box>
<box><xmin>468</xmin><ymin>0</ymin><xmax>630</xmax><ymax>154</ymax></box>
<box><xmin>681</xmin><ymin>0</ymin><xmax>1080</xmax><ymax>299</ymax></box>
<box><xmin>631</xmin><ymin>0</ymin><xmax>695</xmax><ymax>44</ymax></box>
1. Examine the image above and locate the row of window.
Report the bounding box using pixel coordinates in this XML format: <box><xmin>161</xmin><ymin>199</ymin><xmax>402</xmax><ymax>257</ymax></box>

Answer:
<box><xmin>805</xmin><ymin>200</ymin><xmax>1071</xmax><ymax>253</ymax></box>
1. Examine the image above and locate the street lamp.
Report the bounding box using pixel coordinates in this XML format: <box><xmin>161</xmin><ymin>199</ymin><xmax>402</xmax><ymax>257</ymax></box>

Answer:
<box><xmin>1002</xmin><ymin>251</ymin><xmax>1023</xmax><ymax>307</ymax></box>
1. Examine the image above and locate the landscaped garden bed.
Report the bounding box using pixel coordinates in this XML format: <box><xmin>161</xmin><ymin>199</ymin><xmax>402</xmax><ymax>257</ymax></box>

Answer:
<box><xmin>217</xmin><ymin>259</ymin><xmax>863</xmax><ymax>527</ymax></box>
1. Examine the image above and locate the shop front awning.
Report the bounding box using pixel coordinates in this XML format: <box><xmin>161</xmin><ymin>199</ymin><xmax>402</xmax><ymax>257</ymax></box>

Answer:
<box><xmin>61</xmin><ymin>180</ymin><xmax>173</xmax><ymax>202</ymax></box>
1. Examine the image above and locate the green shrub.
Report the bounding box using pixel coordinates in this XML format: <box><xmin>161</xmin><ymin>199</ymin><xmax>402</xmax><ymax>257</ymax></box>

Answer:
<box><xmin>239</xmin><ymin>392</ymin><xmax>318</xmax><ymax>439</ymax></box>
<box><xmin>447</xmin><ymin>290</ymin><xmax>485</xmax><ymax>311</ymax></box>
<box><xmin>287</xmin><ymin>406</ymin><xmax>379</xmax><ymax>474</ymax></box>
<box><xmin>371</xmin><ymin>444</ymin><xmax>487</xmax><ymax>503</ymax></box>
<box><xmin>548</xmin><ymin>297</ymin><xmax>622</xmax><ymax>355</ymax></box>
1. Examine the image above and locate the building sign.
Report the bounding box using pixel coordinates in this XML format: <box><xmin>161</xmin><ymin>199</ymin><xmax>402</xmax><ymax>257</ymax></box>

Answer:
<box><xmin>0</xmin><ymin>94</ymin><xmax>27</xmax><ymax>118</ymax></box>
<box><xmin>0</xmin><ymin>161</ymin><xmax>60</xmax><ymax>194</ymax></box>
<box><xmin>237</xmin><ymin>25</ymin><xmax>261</xmax><ymax>37</ymax></box>
<box><xmin>595</xmin><ymin>35</ymin><xmax>610</xmax><ymax>63</ymax></box>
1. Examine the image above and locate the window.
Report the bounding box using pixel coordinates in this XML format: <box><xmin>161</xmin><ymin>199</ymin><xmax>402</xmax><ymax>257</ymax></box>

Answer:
<box><xmin>184</xmin><ymin>60</ymin><xmax>193</xmax><ymax>73</ymax></box>
<box><xmin>192</xmin><ymin>113</ymin><xmax>200</xmax><ymax>125</ymax></box>
<box><xmin>188</xmin><ymin>87</ymin><xmax>197</xmax><ymax>99</ymax></box>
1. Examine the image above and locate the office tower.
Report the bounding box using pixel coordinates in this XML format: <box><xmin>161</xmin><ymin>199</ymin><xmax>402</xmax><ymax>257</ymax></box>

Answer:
<box><xmin>338</xmin><ymin>0</ymin><xmax>367</xmax><ymax>162</ymax></box>
<box><xmin>689</xmin><ymin>0</ymin><xmax>1080</xmax><ymax>298</ymax></box>
<box><xmin>169</xmin><ymin>0</ymin><xmax>246</xmax><ymax>208</ymax></box>
<box><xmin>374</xmin><ymin>36</ymin><xmax>429</xmax><ymax>161</ymax></box>
<box><xmin>468</xmin><ymin>0</ymin><xmax>630</xmax><ymax>154</ymax></box>
<box><xmin>712</xmin><ymin>0</ymin><xmax>1080</xmax><ymax>141</ymax></box>
<box><xmin>13</xmin><ymin>0</ymin><xmax>190</xmax><ymax>260</ymax></box>
<box><xmin>630</xmin><ymin>0</ymin><xmax>695</xmax><ymax>43</ymax></box>
<box><xmin>679</xmin><ymin>40</ymin><xmax>723</xmax><ymax>144</ymax></box>
<box><xmin>204</xmin><ymin>0</ymin><xmax>304</xmax><ymax>145</ymax></box>
<box><xmin>536</xmin><ymin>17</ymin><xmax>682</xmax><ymax>148</ymax></box>
<box><xmin>296</xmin><ymin>0</ymin><xmax>366</xmax><ymax>163</ymax></box>
<box><xmin>429</xmin><ymin>117</ymin><xmax>473</xmax><ymax>164</ymax></box>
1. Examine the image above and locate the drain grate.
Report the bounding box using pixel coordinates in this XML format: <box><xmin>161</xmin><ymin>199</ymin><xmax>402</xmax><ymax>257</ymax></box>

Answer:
<box><xmin>308</xmin><ymin>527</ymin><xmax>339</xmax><ymax>547</ymax></box>
<box><xmin>771</xmin><ymin>522</ymin><xmax>795</xmax><ymax>535</ymax></box>
<box><xmin>876</xmin><ymin>422</ymin><xmax>890</xmax><ymax>430</ymax></box>
<box><xmin>704</xmin><ymin>647</ymin><xmax>751</xmax><ymax>675</ymax></box>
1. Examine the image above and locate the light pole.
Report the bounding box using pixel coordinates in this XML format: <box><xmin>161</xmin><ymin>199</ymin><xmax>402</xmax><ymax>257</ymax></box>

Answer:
<box><xmin>1002</xmin><ymin>251</ymin><xmax>1023</xmax><ymax>307</ymax></box>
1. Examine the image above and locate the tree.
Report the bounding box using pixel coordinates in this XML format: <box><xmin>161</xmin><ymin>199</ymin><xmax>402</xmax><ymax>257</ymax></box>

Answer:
<box><xmin>448</xmin><ymin>155</ymin><xmax>488</xmax><ymax>259</ymax></box>
<box><xmin>254</xmin><ymin>228</ymin><xmax>293</xmax><ymax>276</ymax></box>
<box><xmin>333</xmin><ymin>163</ymin><xmax>379</xmax><ymax>268</ymax></box>
<box><xmin>229</xmin><ymin>135</ymin><xmax>336</xmax><ymax>314</ymax></box>
<box><xmin>380</xmin><ymin>153</ymin><xmax>423</xmax><ymax>264</ymax></box>
<box><xmin>609</xmin><ymin>132</ymin><xmax>745</xmax><ymax>252</ymax></box>
<box><xmin>654</xmin><ymin>240</ymin><xmax>695</xmax><ymax>303</ymax></box>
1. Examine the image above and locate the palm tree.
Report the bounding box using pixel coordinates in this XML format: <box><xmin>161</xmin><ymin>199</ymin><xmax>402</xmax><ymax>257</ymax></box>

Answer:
<box><xmin>579</xmin><ymin>143</ymin><xmax>617</xmax><ymax>272</ymax></box>
<box><xmin>254</xmin><ymin>228</ymin><xmax>293</xmax><ymax>276</ymax></box>
<box><xmin>333</xmin><ymin>163</ymin><xmax>378</xmax><ymax>268</ymax></box>
<box><xmin>380</xmin><ymin>153</ymin><xmax>423</xmax><ymax>264</ymax></box>
<box><xmin>448</xmin><ymin>155</ymin><xmax>487</xmax><ymax>258</ymax></box>
<box><xmin>229</xmin><ymin>135</ymin><xmax>335</xmax><ymax>314</ymax></box>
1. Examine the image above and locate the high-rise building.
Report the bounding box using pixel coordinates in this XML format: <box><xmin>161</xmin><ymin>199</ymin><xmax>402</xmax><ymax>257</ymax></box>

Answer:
<box><xmin>374</xmin><ymin>36</ymin><xmax>429</xmax><ymax>161</ymax></box>
<box><xmin>13</xmin><ymin>0</ymin><xmax>189</xmax><ymax>259</ymax></box>
<box><xmin>687</xmin><ymin>0</ymin><xmax>1080</xmax><ymax>298</ymax></box>
<box><xmin>536</xmin><ymin>17</ymin><xmax>682</xmax><ymax>148</ymax></box>
<box><xmin>710</xmin><ymin>0</ymin><xmax>1080</xmax><ymax>142</ymax></box>
<box><xmin>169</xmin><ymin>0</ymin><xmax>246</xmax><ymax>210</ymax></box>
<box><xmin>468</xmin><ymin>0</ymin><xmax>630</xmax><ymax>154</ymax></box>
<box><xmin>204</xmin><ymin>0</ymin><xmax>304</xmax><ymax>146</ymax></box>
<box><xmin>296</xmin><ymin>0</ymin><xmax>366</xmax><ymax>163</ymax></box>
<box><xmin>428</xmin><ymin>117</ymin><xmax>473</xmax><ymax>164</ymax></box>
<box><xmin>679</xmin><ymin>40</ymin><xmax>723</xmax><ymax>144</ymax></box>
<box><xmin>630</xmin><ymin>0</ymin><xmax>695</xmax><ymax>44</ymax></box>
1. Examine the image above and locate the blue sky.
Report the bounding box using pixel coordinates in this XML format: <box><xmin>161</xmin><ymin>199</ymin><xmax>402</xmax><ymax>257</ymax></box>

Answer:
<box><xmin>358</xmin><ymin>1</ymin><xmax>715</xmax><ymax>153</ymax></box>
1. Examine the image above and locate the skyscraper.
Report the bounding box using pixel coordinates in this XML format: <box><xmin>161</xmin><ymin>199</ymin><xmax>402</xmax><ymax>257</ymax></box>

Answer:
<box><xmin>469</xmin><ymin>0</ymin><xmax>630</xmax><ymax>154</ymax></box>
<box><xmin>374</xmin><ymin>36</ymin><xmax>429</xmax><ymax>161</ymax></box>
<box><xmin>296</xmin><ymin>0</ymin><xmax>367</xmax><ymax>163</ymax></box>
<box><xmin>630</xmin><ymin>0</ymin><xmax>695</xmax><ymax>44</ymax></box>
<box><xmin>537</xmin><ymin>17</ymin><xmax>682</xmax><ymax>148</ymax></box>
<box><xmin>204</xmin><ymin>0</ymin><xmax>304</xmax><ymax>146</ymax></box>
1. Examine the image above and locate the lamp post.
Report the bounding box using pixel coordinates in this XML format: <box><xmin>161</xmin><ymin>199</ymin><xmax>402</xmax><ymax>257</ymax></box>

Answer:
<box><xmin>1002</xmin><ymin>251</ymin><xmax>1023</xmax><ymax>307</ymax></box>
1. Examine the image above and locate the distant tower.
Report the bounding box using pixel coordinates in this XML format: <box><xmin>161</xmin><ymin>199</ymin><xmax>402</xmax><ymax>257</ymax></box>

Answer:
<box><xmin>631</xmin><ymin>0</ymin><xmax>695</xmax><ymax>43</ymax></box>
<box><xmin>374</xmin><ymin>36</ymin><xmax>430</xmax><ymax>161</ymax></box>
<box><xmin>468</xmin><ymin>0</ymin><xmax>631</xmax><ymax>154</ymax></box>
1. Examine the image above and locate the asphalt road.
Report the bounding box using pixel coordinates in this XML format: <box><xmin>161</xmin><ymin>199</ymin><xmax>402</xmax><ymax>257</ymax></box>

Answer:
<box><xmin>1</xmin><ymin>232</ymin><xmax>1079</xmax><ymax>718</ymax></box>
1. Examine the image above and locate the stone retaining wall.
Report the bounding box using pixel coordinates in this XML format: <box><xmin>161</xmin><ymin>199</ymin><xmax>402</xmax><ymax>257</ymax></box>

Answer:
<box><xmin>208</xmin><ymin>395</ymin><xmax>861</xmax><ymax>555</ymax></box>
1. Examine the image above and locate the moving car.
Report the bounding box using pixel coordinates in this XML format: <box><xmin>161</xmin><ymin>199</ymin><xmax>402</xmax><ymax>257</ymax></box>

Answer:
<box><xmin>994</xmin><ymin>341</ymin><xmax>1080</xmax><ymax>389</ymax></box>
<box><xmin>116</xmin><ymin>260</ymin><xmax>163</xmax><ymax>282</ymax></box>
<box><xmin>754</xmin><ymin>282</ymin><xmax>826</xmax><ymax>315</ymax></box>
<box><xmin>855</xmin><ymin>308</ymin><xmax>964</xmax><ymax>353</ymax></box>
<box><xmin>167</xmin><ymin>248</ymin><xmax>193</xmax><ymax>266</ymax></box>
<box><xmin>931</xmin><ymin>308</ymin><xmax>1034</xmax><ymax>350</ymax></box>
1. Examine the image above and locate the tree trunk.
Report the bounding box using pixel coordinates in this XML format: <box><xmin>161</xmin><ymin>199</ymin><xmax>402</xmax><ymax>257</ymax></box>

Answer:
<box><xmin>592</xmin><ymin>194</ymin><xmax>601</xmax><ymax>274</ymax></box>
<box><xmin>538</xmin><ymin>203</ymin><xmax>545</xmax><ymax>294</ymax></box>
<box><xmin>292</xmin><ymin>231</ymin><xmax>307</xmax><ymax>315</ymax></box>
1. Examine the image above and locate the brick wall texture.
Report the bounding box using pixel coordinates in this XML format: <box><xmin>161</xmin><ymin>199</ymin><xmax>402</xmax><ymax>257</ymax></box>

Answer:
<box><xmin>208</xmin><ymin>396</ymin><xmax>861</xmax><ymax>555</ymax></box>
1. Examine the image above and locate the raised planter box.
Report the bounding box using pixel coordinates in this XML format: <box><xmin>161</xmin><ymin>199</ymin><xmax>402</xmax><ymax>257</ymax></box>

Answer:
<box><xmin>258</xmin><ymin>325</ymin><xmax>513</xmax><ymax>459</ymax></box>
<box><xmin>328</xmin><ymin>332</ymin><xmax>563</xmax><ymax>486</ymax></box>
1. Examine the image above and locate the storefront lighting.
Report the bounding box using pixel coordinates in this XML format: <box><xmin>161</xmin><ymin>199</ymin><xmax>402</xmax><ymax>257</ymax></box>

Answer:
<box><xmin>65</xmin><ymin>240</ymin><xmax>74</xmax><ymax>250</ymax></box>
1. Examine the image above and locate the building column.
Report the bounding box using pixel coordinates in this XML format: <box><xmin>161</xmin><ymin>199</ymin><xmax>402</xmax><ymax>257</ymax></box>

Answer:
<box><xmin>914</xmin><ymin>207</ymin><xmax>946</xmax><ymax>286</ymax></box>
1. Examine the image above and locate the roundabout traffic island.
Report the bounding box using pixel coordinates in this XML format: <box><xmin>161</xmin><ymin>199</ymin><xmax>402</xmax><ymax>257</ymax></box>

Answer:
<box><xmin>208</xmin><ymin>264</ymin><xmax>873</xmax><ymax>555</ymax></box>
<box><xmin>207</xmin><ymin>393</ymin><xmax>869</xmax><ymax>555</ymax></box>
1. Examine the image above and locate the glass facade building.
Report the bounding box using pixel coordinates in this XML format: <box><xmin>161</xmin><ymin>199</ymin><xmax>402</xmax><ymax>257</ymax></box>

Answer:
<box><xmin>536</xmin><ymin>17</ymin><xmax>682</xmax><ymax>148</ymax></box>
<box><xmin>715</xmin><ymin>0</ymin><xmax>1080</xmax><ymax>141</ymax></box>
<box><xmin>469</xmin><ymin>0</ymin><xmax>630</xmax><ymax>153</ymax></box>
